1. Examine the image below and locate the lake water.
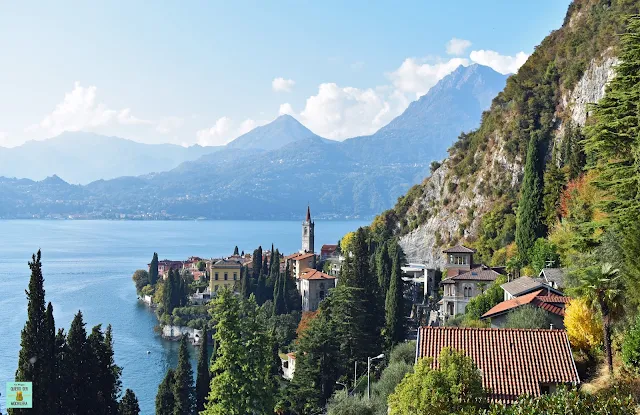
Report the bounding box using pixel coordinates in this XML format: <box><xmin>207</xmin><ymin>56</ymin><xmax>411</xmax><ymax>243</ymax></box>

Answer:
<box><xmin>0</xmin><ymin>219</ymin><xmax>366</xmax><ymax>414</ymax></box>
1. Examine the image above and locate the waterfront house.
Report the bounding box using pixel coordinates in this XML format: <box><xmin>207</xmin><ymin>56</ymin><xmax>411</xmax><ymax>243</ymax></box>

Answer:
<box><xmin>481</xmin><ymin>289</ymin><xmax>570</xmax><ymax>328</ymax></box>
<box><xmin>299</xmin><ymin>269</ymin><xmax>337</xmax><ymax>312</ymax></box>
<box><xmin>415</xmin><ymin>326</ymin><xmax>579</xmax><ymax>403</ymax></box>
<box><xmin>209</xmin><ymin>259</ymin><xmax>242</xmax><ymax>293</ymax></box>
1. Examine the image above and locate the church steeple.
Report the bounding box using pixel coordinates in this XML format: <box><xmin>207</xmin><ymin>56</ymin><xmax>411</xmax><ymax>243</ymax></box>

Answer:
<box><xmin>301</xmin><ymin>205</ymin><xmax>315</xmax><ymax>253</ymax></box>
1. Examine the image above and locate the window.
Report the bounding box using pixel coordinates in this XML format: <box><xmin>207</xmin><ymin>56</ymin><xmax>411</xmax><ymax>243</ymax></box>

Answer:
<box><xmin>214</xmin><ymin>272</ymin><xmax>219</xmax><ymax>281</ymax></box>
<box><xmin>319</xmin><ymin>290</ymin><xmax>325</xmax><ymax>300</ymax></box>
<box><xmin>233</xmin><ymin>272</ymin><xmax>237</xmax><ymax>281</ymax></box>
<box><xmin>224</xmin><ymin>273</ymin><xmax>228</xmax><ymax>281</ymax></box>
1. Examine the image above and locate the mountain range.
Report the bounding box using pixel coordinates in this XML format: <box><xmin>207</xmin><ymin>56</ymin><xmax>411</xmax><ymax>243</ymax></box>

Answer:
<box><xmin>0</xmin><ymin>64</ymin><xmax>507</xmax><ymax>219</ymax></box>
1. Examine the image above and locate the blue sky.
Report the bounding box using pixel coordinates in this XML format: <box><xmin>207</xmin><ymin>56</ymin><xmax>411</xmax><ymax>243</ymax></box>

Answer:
<box><xmin>0</xmin><ymin>0</ymin><xmax>571</xmax><ymax>147</ymax></box>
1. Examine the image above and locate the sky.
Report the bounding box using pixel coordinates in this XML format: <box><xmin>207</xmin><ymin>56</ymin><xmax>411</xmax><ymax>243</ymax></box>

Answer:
<box><xmin>0</xmin><ymin>1</ymin><xmax>572</xmax><ymax>148</ymax></box>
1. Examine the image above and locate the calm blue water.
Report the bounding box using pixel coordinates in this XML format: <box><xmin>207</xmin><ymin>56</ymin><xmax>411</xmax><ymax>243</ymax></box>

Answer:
<box><xmin>0</xmin><ymin>220</ymin><xmax>365</xmax><ymax>414</ymax></box>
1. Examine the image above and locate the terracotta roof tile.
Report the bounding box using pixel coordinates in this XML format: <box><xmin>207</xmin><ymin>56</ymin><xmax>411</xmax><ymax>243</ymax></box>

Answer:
<box><xmin>295</xmin><ymin>253</ymin><xmax>315</xmax><ymax>260</ymax></box>
<box><xmin>299</xmin><ymin>269</ymin><xmax>336</xmax><ymax>280</ymax></box>
<box><xmin>416</xmin><ymin>327</ymin><xmax>579</xmax><ymax>403</ymax></box>
<box><xmin>482</xmin><ymin>290</ymin><xmax>543</xmax><ymax>318</ymax></box>
<box><xmin>443</xmin><ymin>245</ymin><xmax>476</xmax><ymax>254</ymax></box>
<box><xmin>482</xmin><ymin>291</ymin><xmax>570</xmax><ymax>319</ymax></box>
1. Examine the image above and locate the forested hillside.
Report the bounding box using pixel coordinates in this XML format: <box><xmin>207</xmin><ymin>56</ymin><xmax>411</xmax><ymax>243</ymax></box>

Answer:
<box><xmin>370</xmin><ymin>0</ymin><xmax>640</xmax><ymax>267</ymax></box>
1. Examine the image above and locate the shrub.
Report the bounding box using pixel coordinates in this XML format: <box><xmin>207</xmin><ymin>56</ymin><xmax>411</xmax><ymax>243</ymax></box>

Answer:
<box><xmin>504</xmin><ymin>305</ymin><xmax>551</xmax><ymax>329</ymax></box>
<box><xmin>389</xmin><ymin>341</ymin><xmax>416</xmax><ymax>365</ymax></box>
<box><xmin>622</xmin><ymin>313</ymin><xmax>640</xmax><ymax>373</ymax></box>
<box><xmin>564</xmin><ymin>297</ymin><xmax>603</xmax><ymax>354</ymax></box>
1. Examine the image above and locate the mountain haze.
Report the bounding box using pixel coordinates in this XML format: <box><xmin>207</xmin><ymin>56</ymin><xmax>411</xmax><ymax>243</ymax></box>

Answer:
<box><xmin>0</xmin><ymin>64</ymin><xmax>509</xmax><ymax>219</ymax></box>
<box><xmin>0</xmin><ymin>132</ymin><xmax>220</xmax><ymax>184</ymax></box>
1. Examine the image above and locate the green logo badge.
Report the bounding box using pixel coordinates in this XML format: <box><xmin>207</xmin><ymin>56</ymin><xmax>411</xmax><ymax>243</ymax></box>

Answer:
<box><xmin>6</xmin><ymin>382</ymin><xmax>32</xmax><ymax>409</ymax></box>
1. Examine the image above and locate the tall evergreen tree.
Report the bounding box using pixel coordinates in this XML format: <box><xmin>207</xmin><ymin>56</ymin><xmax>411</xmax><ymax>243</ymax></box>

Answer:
<box><xmin>88</xmin><ymin>324</ymin><xmax>121</xmax><ymax>415</ymax></box>
<box><xmin>53</xmin><ymin>328</ymin><xmax>67</xmax><ymax>413</ymax></box>
<box><xmin>256</xmin><ymin>268</ymin><xmax>267</xmax><ymax>305</ymax></box>
<box><xmin>340</xmin><ymin>228</ymin><xmax>384</xmax><ymax>357</ymax></box>
<box><xmin>118</xmin><ymin>389</ymin><xmax>140</xmax><ymax>415</ymax></box>
<box><xmin>173</xmin><ymin>335</ymin><xmax>195</xmax><ymax>415</ymax></box>
<box><xmin>204</xmin><ymin>291</ymin><xmax>274</xmax><ymax>415</ymax></box>
<box><xmin>273</xmin><ymin>266</ymin><xmax>286</xmax><ymax>315</ymax></box>
<box><xmin>43</xmin><ymin>302</ymin><xmax>57</xmax><ymax>415</ymax></box>
<box><xmin>13</xmin><ymin>250</ymin><xmax>50</xmax><ymax>415</ymax></box>
<box><xmin>584</xmin><ymin>16</ymin><xmax>640</xmax><ymax>225</ymax></box>
<box><xmin>385</xmin><ymin>248</ymin><xmax>405</xmax><ymax>347</ymax></box>
<box><xmin>542</xmin><ymin>147</ymin><xmax>567</xmax><ymax>229</ymax></box>
<box><xmin>195</xmin><ymin>328</ymin><xmax>210</xmax><ymax>413</ymax></box>
<box><xmin>150</xmin><ymin>252</ymin><xmax>159</xmax><ymax>285</ymax></box>
<box><xmin>233</xmin><ymin>246</ymin><xmax>239</xmax><ymax>256</ymax></box>
<box><xmin>163</xmin><ymin>269</ymin><xmax>175</xmax><ymax>315</ymax></box>
<box><xmin>240</xmin><ymin>266</ymin><xmax>251</xmax><ymax>299</ymax></box>
<box><xmin>64</xmin><ymin>311</ymin><xmax>92</xmax><ymax>414</ymax></box>
<box><xmin>376</xmin><ymin>241</ymin><xmax>391</xmax><ymax>296</ymax></box>
<box><xmin>251</xmin><ymin>246</ymin><xmax>263</xmax><ymax>280</ymax></box>
<box><xmin>284</xmin><ymin>261</ymin><xmax>301</xmax><ymax>312</ymax></box>
<box><xmin>288</xmin><ymin>301</ymin><xmax>342</xmax><ymax>413</ymax></box>
<box><xmin>156</xmin><ymin>368</ymin><xmax>175</xmax><ymax>415</ymax></box>
<box><xmin>516</xmin><ymin>132</ymin><xmax>545</xmax><ymax>263</ymax></box>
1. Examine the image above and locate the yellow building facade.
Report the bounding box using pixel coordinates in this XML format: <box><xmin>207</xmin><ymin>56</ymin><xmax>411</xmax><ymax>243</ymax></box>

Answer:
<box><xmin>209</xmin><ymin>259</ymin><xmax>242</xmax><ymax>293</ymax></box>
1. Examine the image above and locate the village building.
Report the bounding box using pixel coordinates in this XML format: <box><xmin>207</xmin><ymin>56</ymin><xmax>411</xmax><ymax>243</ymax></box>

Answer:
<box><xmin>320</xmin><ymin>244</ymin><xmax>339</xmax><ymax>260</ymax></box>
<box><xmin>208</xmin><ymin>259</ymin><xmax>242</xmax><ymax>293</ymax></box>
<box><xmin>402</xmin><ymin>263</ymin><xmax>436</xmax><ymax>299</ymax></box>
<box><xmin>501</xmin><ymin>276</ymin><xmax>564</xmax><ymax>301</ymax></box>
<box><xmin>416</xmin><ymin>326</ymin><xmax>580</xmax><ymax>403</ymax></box>
<box><xmin>281</xmin><ymin>352</ymin><xmax>296</xmax><ymax>380</ymax></box>
<box><xmin>299</xmin><ymin>269</ymin><xmax>337</xmax><ymax>312</ymax></box>
<box><xmin>538</xmin><ymin>268</ymin><xmax>566</xmax><ymax>291</ymax></box>
<box><xmin>481</xmin><ymin>289</ymin><xmax>570</xmax><ymax>328</ymax></box>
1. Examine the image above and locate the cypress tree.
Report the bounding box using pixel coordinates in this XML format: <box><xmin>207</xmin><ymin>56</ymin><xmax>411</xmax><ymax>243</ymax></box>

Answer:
<box><xmin>54</xmin><ymin>328</ymin><xmax>67</xmax><ymax>413</ymax></box>
<box><xmin>233</xmin><ymin>246</ymin><xmax>239</xmax><ymax>256</ymax></box>
<box><xmin>516</xmin><ymin>132</ymin><xmax>545</xmax><ymax>263</ymax></box>
<box><xmin>257</xmin><ymin>268</ymin><xmax>267</xmax><ymax>305</ymax></box>
<box><xmin>119</xmin><ymin>389</ymin><xmax>140</xmax><ymax>415</ymax></box>
<box><xmin>195</xmin><ymin>328</ymin><xmax>210</xmax><ymax>413</ymax></box>
<box><xmin>385</xmin><ymin>248</ymin><xmax>405</xmax><ymax>347</ymax></box>
<box><xmin>376</xmin><ymin>241</ymin><xmax>391</xmax><ymax>296</ymax></box>
<box><xmin>173</xmin><ymin>335</ymin><xmax>195</xmax><ymax>415</ymax></box>
<box><xmin>64</xmin><ymin>311</ymin><xmax>92</xmax><ymax>414</ymax></box>
<box><xmin>240</xmin><ymin>266</ymin><xmax>251</xmax><ymax>299</ymax></box>
<box><xmin>284</xmin><ymin>261</ymin><xmax>300</xmax><ymax>312</ymax></box>
<box><xmin>104</xmin><ymin>325</ymin><xmax>123</xmax><ymax>414</ymax></box>
<box><xmin>43</xmin><ymin>302</ymin><xmax>57</xmax><ymax>415</ymax></box>
<box><xmin>150</xmin><ymin>252</ymin><xmax>159</xmax><ymax>285</ymax></box>
<box><xmin>542</xmin><ymin>147</ymin><xmax>567</xmax><ymax>229</ymax></box>
<box><xmin>156</xmin><ymin>368</ymin><xmax>175</xmax><ymax>415</ymax></box>
<box><xmin>273</xmin><ymin>268</ymin><xmax>286</xmax><ymax>315</ymax></box>
<box><xmin>13</xmin><ymin>250</ymin><xmax>49</xmax><ymax>415</ymax></box>
<box><xmin>262</xmin><ymin>254</ymin><xmax>269</xmax><ymax>278</ymax></box>
<box><xmin>162</xmin><ymin>269</ymin><xmax>174</xmax><ymax>315</ymax></box>
<box><xmin>252</xmin><ymin>246</ymin><xmax>263</xmax><ymax>280</ymax></box>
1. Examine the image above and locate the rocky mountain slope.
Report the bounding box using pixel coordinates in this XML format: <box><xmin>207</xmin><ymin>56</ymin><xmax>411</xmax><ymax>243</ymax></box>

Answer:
<box><xmin>379</xmin><ymin>0</ymin><xmax>639</xmax><ymax>266</ymax></box>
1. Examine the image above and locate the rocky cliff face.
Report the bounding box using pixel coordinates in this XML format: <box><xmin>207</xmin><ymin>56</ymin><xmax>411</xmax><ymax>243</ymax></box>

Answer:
<box><xmin>398</xmin><ymin>54</ymin><xmax>619</xmax><ymax>268</ymax></box>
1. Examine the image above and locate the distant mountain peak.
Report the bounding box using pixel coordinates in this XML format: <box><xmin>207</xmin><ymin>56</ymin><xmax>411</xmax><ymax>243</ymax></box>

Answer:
<box><xmin>226</xmin><ymin>114</ymin><xmax>322</xmax><ymax>151</ymax></box>
<box><xmin>41</xmin><ymin>174</ymin><xmax>69</xmax><ymax>185</ymax></box>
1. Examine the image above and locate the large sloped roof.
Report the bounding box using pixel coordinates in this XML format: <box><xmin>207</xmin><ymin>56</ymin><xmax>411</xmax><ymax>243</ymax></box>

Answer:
<box><xmin>416</xmin><ymin>327</ymin><xmax>579</xmax><ymax>403</ymax></box>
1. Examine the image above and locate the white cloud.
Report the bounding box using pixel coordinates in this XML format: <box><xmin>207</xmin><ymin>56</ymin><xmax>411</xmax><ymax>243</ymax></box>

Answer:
<box><xmin>279</xmin><ymin>103</ymin><xmax>295</xmax><ymax>116</ymax></box>
<box><xmin>272</xmin><ymin>77</ymin><xmax>296</xmax><ymax>92</ymax></box>
<box><xmin>388</xmin><ymin>57</ymin><xmax>469</xmax><ymax>99</ymax></box>
<box><xmin>446</xmin><ymin>38</ymin><xmax>472</xmax><ymax>56</ymax></box>
<box><xmin>30</xmin><ymin>82</ymin><xmax>151</xmax><ymax>136</ymax></box>
<box><xmin>469</xmin><ymin>50</ymin><xmax>529</xmax><ymax>74</ymax></box>
<box><xmin>296</xmin><ymin>83</ymin><xmax>406</xmax><ymax>140</ymax></box>
<box><xmin>196</xmin><ymin>117</ymin><xmax>267</xmax><ymax>146</ymax></box>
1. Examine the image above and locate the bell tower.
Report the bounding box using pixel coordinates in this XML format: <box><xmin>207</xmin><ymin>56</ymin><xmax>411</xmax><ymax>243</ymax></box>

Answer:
<box><xmin>301</xmin><ymin>205</ymin><xmax>315</xmax><ymax>253</ymax></box>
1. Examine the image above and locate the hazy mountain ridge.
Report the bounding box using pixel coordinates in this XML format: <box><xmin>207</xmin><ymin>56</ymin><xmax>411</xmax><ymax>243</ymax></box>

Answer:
<box><xmin>0</xmin><ymin>132</ymin><xmax>221</xmax><ymax>184</ymax></box>
<box><xmin>0</xmin><ymin>64</ymin><xmax>508</xmax><ymax>219</ymax></box>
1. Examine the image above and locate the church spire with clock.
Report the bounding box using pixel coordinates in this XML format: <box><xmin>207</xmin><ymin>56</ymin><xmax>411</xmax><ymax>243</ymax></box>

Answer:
<box><xmin>301</xmin><ymin>205</ymin><xmax>315</xmax><ymax>253</ymax></box>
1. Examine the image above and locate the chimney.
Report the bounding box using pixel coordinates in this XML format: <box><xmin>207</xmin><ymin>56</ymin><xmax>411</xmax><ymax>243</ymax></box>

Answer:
<box><xmin>549</xmin><ymin>323</ymin><xmax>554</xmax><ymax>330</ymax></box>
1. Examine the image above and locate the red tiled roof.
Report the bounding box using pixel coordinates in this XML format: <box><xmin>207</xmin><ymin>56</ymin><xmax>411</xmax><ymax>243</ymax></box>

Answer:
<box><xmin>299</xmin><ymin>269</ymin><xmax>336</xmax><ymax>280</ymax></box>
<box><xmin>321</xmin><ymin>244</ymin><xmax>338</xmax><ymax>251</ymax></box>
<box><xmin>443</xmin><ymin>245</ymin><xmax>476</xmax><ymax>254</ymax></box>
<box><xmin>442</xmin><ymin>266</ymin><xmax>501</xmax><ymax>282</ymax></box>
<box><xmin>416</xmin><ymin>327</ymin><xmax>579</xmax><ymax>403</ymax></box>
<box><xmin>294</xmin><ymin>253</ymin><xmax>315</xmax><ymax>260</ymax></box>
<box><xmin>482</xmin><ymin>290</ymin><xmax>570</xmax><ymax>319</ymax></box>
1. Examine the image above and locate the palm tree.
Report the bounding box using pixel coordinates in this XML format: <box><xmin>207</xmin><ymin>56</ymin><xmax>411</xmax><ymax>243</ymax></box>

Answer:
<box><xmin>574</xmin><ymin>263</ymin><xmax>623</xmax><ymax>375</ymax></box>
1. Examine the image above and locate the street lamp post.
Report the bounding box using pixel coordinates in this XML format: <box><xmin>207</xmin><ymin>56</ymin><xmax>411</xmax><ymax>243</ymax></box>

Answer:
<box><xmin>367</xmin><ymin>353</ymin><xmax>385</xmax><ymax>400</ymax></box>
<box><xmin>336</xmin><ymin>381</ymin><xmax>348</xmax><ymax>398</ymax></box>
